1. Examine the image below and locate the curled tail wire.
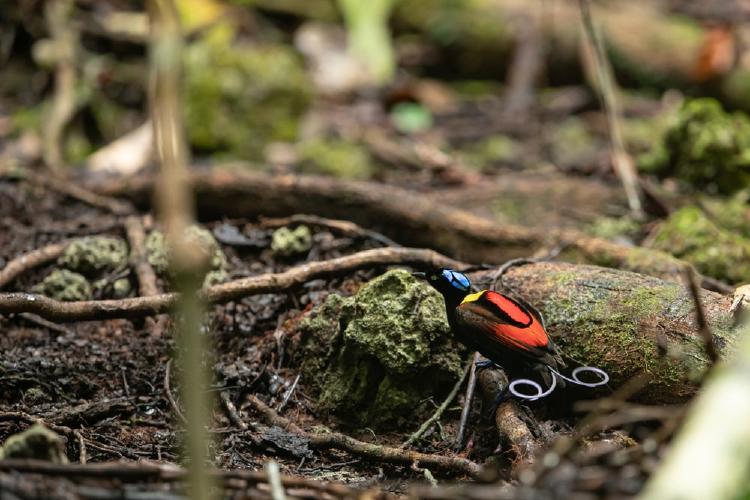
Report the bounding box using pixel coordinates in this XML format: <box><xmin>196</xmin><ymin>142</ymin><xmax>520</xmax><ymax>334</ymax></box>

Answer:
<box><xmin>508</xmin><ymin>366</ymin><xmax>609</xmax><ymax>401</ymax></box>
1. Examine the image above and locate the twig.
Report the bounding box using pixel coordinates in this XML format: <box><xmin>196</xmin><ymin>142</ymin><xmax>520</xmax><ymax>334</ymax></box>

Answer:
<box><xmin>74</xmin><ymin>430</ymin><xmax>87</xmax><ymax>464</ymax></box>
<box><xmin>401</xmin><ymin>355</ymin><xmax>472</xmax><ymax>448</ymax></box>
<box><xmin>476</xmin><ymin>368</ymin><xmax>538</xmax><ymax>475</ymax></box>
<box><xmin>0</xmin><ymin>459</ymin><xmax>389</xmax><ymax>498</ymax></box>
<box><xmin>265</xmin><ymin>461</ymin><xmax>287</xmax><ymax>500</ymax></box>
<box><xmin>0</xmin><ymin>247</ymin><xmax>465</xmax><ymax>322</ymax></box>
<box><xmin>24</xmin><ymin>170</ymin><xmax>134</xmax><ymax>215</ymax></box>
<box><xmin>246</xmin><ymin>394</ymin><xmax>483</xmax><ymax>478</ymax></box>
<box><xmin>683</xmin><ymin>266</ymin><xmax>720</xmax><ymax>365</ymax></box>
<box><xmin>277</xmin><ymin>373</ymin><xmax>301</xmax><ymax>413</ymax></box>
<box><xmin>578</xmin><ymin>0</ymin><xmax>643</xmax><ymax>217</ymax></box>
<box><xmin>0</xmin><ymin>241</ymin><xmax>70</xmax><ymax>289</ymax></box>
<box><xmin>164</xmin><ymin>360</ymin><xmax>187</xmax><ymax>425</ymax></box>
<box><xmin>455</xmin><ymin>352</ymin><xmax>480</xmax><ymax>451</ymax></box>
<box><xmin>220</xmin><ymin>391</ymin><xmax>247</xmax><ymax>431</ymax></box>
<box><xmin>41</xmin><ymin>0</ymin><xmax>77</xmax><ymax>174</ymax></box>
<box><xmin>18</xmin><ymin>312</ymin><xmax>75</xmax><ymax>336</ymax></box>
<box><xmin>124</xmin><ymin>215</ymin><xmax>159</xmax><ymax>297</ymax></box>
<box><xmin>260</xmin><ymin>214</ymin><xmax>400</xmax><ymax>247</ymax></box>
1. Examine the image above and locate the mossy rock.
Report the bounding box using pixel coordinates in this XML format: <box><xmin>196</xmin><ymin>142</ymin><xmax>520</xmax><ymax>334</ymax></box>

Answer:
<box><xmin>271</xmin><ymin>225</ymin><xmax>312</xmax><ymax>257</ymax></box>
<box><xmin>146</xmin><ymin>225</ymin><xmax>227</xmax><ymax>287</ymax></box>
<box><xmin>297</xmin><ymin>138</ymin><xmax>376</xmax><ymax>179</ymax></box>
<box><xmin>58</xmin><ymin>237</ymin><xmax>128</xmax><ymax>276</ymax></box>
<box><xmin>33</xmin><ymin>269</ymin><xmax>92</xmax><ymax>301</ymax></box>
<box><xmin>649</xmin><ymin>206</ymin><xmax>750</xmax><ymax>284</ymax></box>
<box><xmin>584</xmin><ymin>215</ymin><xmax>641</xmax><ymax>243</ymax></box>
<box><xmin>298</xmin><ymin>269</ymin><xmax>465</xmax><ymax>428</ymax></box>
<box><xmin>0</xmin><ymin>423</ymin><xmax>68</xmax><ymax>463</ymax></box>
<box><xmin>185</xmin><ymin>38</ymin><xmax>311</xmax><ymax>160</ymax></box>
<box><xmin>640</xmin><ymin>98</ymin><xmax>750</xmax><ymax>194</ymax></box>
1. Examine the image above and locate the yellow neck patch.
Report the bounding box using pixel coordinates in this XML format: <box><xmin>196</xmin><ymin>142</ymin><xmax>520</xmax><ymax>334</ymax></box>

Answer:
<box><xmin>461</xmin><ymin>291</ymin><xmax>484</xmax><ymax>304</ymax></box>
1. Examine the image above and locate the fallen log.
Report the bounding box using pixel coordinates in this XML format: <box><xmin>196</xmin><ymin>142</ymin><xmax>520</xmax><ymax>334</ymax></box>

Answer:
<box><xmin>475</xmin><ymin>262</ymin><xmax>737</xmax><ymax>403</ymax></box>
<box><xmin>88</xmin><ymin>168</ymin><xmax>707</xmax><ymax>287</ymax></box>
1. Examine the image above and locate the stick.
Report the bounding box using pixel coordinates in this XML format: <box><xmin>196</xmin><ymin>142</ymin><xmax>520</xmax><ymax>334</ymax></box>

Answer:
<box><xmin>683</xmin><ymin>266</ymin><xmax>720</xmax><ymax>365</ymax></box>
<box><xmin>0</xmin><ymin>247</ymin><xmax>465</xmax><ymax>322</ymax></box>
<box><xmin>455</xmin><ymin>352</ymin><xmax>480</xmax><ymax>451</ymax></box>
<box><xmin>246</xmin><ymin>394</ymin><xmax>483</xmax><ymax>478</ymax></box>
<box><xmin>578</xmin><ymin>0</ymin><xmax>643</xmax><ymax>216</ymax></box>
<box><xmin>0</xmin><ymin>241</ymin><xmax>70</xmax><ymax>289</ymax></box>
<box><xmin>401</xmin><ymin>355</ymin><xmax>473</xmax><ymax>448</ymax></box>
<box><xmin>124</xmin><ymin>215</ymin><xmax>159</xmax><ymax>297</ymax></box>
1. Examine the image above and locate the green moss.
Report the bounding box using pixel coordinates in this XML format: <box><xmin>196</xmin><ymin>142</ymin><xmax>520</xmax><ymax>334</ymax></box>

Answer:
<box><xmin>298</xmin><ymin>269</ymin><xmax>465</xmax><ymax>427</ymax></box>
<box><xmin>0</xmin><ymin>423</ymin><xmax>68</xmax><ymax>463</ymax></box>
<box><xmin>650</xmin><ymin>206</ymin><xmax>750</xmax><ymax>284</ymax></box>
<box><xmin>146</xmin><ymin>225</ymin><xmax>227</xmax><ymax>287</ymax></box>
<box><xmin>184</xmin><ymin>39</ymin><xmax>311</xmax><ymax>160</ymax></box>
<box><xmin>271</xmin><ymin>225</ymin><xmax>312</xmax><ymax>257</ymax></box>
<box><xmin>699</xmin><ymin>191</ymin><xmax>750</xmax><ymax>239</ymax></box>
<box><xmin>584</xmin><ymin>216</ymin><xmax>641</xmax><ymax>242</ymax></box>
<box><xmin>549</xmin><ymin>117</ymin><xmax>600</xmax><ymax>168</ymax></box>
<box><xmin>58</xmin><ymin>237</ymin><xmax>128</xmax><ymax>276</ymax></box>
<box><xmin>33</xmin><ymin>269</ymin><xmax>92</xmax><ymax>301</ymax></box>
<box><xmin>540</xmin><ymin>268</ymin><xmax>717</xmax><ymax>400</ymax></box>
<box><xmin>298</xmin><ymin>138</ymin><xmax>376</xmax><ymax>179</ymax></box>
<box><xmin>462</xmin><ymin>135</ymin><xmax>519</xmax><ymax>169</ymax></box>
<box><xmin>640</xmin><ymin>98</ymin><xmax>750</xmax><ymax>194</ymax></box>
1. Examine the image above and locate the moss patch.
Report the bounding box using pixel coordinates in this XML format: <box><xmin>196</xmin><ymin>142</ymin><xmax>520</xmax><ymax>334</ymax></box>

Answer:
<box><xmin>537</xmin><ymin>267</ymin><xmax>726</xmax><ymax>401</ymax></box>
<box><xmin>33</xmin><ymin>269</ymin><xmax>92</xmax><ymax>301</ymax></box>
<box><xmin>0</xmin><ymin>423</ymin><xmax>68</xmax><ymax>463</ymax></box>
<box><xmin>650</xmin><ymin>206</ymin><xmax>750</xmax><ymax>284</ymax></box>
<box><xmin>146</xmin><ymin>225</ymin><xmax>227</xmax><ymax>288</ymax></box>
<box><xmin>185</xmin><ymin>39</ymin><xmax>311</xmax><ymax>160</ymax></box>
<box><xmin>271</xmin><ymin>226</ymin><xmax>312</xmax><ymax>257</ymax></box>
<box><xmin>298</xmin><ymin>269</ymin><xmax>465</xmax><ymax>428</ymax></box>
<box><xmin>58</xmin><ymin>237</ymin><xmax>128</xmax><ymax>276</ymax></box>
<box><xmin>639</xmin><ymin>98</ymin><xmax>750</xmax><ymax>194</ymax></box>
<box><xmin>297</xmin><ymin>138</ymin><xmax>376</xmax><ymax>179</ymax></box>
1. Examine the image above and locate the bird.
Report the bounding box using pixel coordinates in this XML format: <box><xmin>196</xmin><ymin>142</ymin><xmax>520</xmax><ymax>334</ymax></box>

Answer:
<box><xmin>420</xmin><ymin>268</ymin><xmax>565</xmax><ymax>390</ymax></box>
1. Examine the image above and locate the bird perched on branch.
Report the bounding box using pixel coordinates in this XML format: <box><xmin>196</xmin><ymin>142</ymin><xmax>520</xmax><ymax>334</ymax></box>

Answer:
<box><xmin>420</xmin><ymin>268</ymin><xmax>563</xmax><ymax>384</ymax></box>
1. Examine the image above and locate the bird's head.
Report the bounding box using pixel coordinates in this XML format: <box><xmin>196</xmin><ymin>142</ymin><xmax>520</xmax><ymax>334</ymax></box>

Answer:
<box><xmin>415</xmin><ymin>268</ymin><xmax>472</xmax><ymax>307</ymax></box>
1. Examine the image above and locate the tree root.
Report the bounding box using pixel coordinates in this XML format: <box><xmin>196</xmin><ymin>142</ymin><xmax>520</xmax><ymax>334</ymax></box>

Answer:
<box><xmin>0</xmin><ymin>241</ymin><xmax>70</xmax><ymax>289</ymax></box>
<box><xmin>88</xmin><ymin>168</ymin><xmax>723</xmax><ymax>289</ymax></box>
<box><xmin>245</xmin><ymin>394</ymin><xmax>483</xmax><ymax>478</ymax></box>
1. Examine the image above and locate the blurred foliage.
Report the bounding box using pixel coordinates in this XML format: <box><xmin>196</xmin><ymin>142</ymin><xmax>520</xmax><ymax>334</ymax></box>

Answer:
<box><xmin>651</xmin><ymin>205</ymin><xmax>750</xmax><ymax>284</ymax></box>
<box><xmin>338</xmin><ymin>0</ymin><xmax>396</xmax><ymax>84</ymax></box>
<box><xmin>640</xmin><ymin>98</ymin><xmax>750</xmax><ymax>194</ymax></box>
<box><xmin>185</xmin><ymin>35</ymin><xmax>311</xmax><ymax>160</ymax></box>
<box><xmin>389</xmin><ymin>101</ymin><xmax>433</xmax><ymax>134</ymax></box>
<box><xmin>298</xmin><ymin>138</ymin><xmax>376</xmax><ymax>179</ymax></box>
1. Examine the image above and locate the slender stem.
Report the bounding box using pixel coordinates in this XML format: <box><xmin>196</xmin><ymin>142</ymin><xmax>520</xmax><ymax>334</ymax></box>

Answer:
<box><xmin>148</xmin><ymin>1</ymin><xmax>213</xmax><ymax>499</ymax></box>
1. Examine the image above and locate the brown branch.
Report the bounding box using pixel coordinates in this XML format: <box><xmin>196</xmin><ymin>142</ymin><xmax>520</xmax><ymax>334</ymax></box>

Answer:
<box><xmin>0</xmin><ymin>459</ymin><xmax>391</xmax><ymax>499</ymax></box>
<box><xmin>164</xmin><ymin>359</ymin><xmax>186</xmax><ymax>425</ymax></box>
<box><xmin>0</xmin><ymin>247</ymin><xmax>464</xmax><ymax>322</ymax></box>
<box><xmin>455</xmin><ymin>352</ymin><xmax>480</xmax><ymax>451</ymax></box>
<box><xmin>89</xmin><ymin>168</ymin><xmax>713</xmax><ymax>286</ymax></box>
<box><xmin>245</xmin><ymin>394</ymin><xmax>483</xmax><ymax>478</ymax></box>
<box><xmin>124</xmin><ymin>215</ymin><xmax>159</xmax><ymax>297</ymax></box>
<box><xmin>477</xmin><ymin>368</ymin><xmax>538</xmax><ymax>475</ymax></box>
<box><xmin>24</xmin><ymin>170</ymin><xmax>134</xmax><ymax>215</ymax></box>
<box><xmin>683</xmin><ymin>266</ymin><xmax>720</xmax><ymax>365</ymax></box>
<box><xmin>0</xmin><ymin>241</ymin><xmax>70</xmax><ymax>289</ymax></box>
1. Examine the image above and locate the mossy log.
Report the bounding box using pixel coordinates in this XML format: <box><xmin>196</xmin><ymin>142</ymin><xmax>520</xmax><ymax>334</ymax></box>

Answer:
<box><xmin>470</xmin><ymin>262</ymin><xmax>737</xmax><ymax>403</ymax></box>
<box><xmin>89</xmin><ymin>168</ymin><xmax>707</xmax><ymax>287</ymax></box>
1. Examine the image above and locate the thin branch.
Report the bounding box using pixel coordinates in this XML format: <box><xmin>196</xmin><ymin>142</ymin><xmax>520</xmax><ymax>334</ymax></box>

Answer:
<box><xmin>0</xmin><ymin>247</ymin><xmax>465</xmax><ymax>322</ymax></box>
<box><xmin>0</xmin><ymin>241</ymin><xmax>70</xmax><ymax>289</ymax></box>
<box><xmin>683</xmin><ymin>266</ymin><xmax>720</xmax><ymax>365</ymax></box>
<box><xmin>401</xmin><ymin>355</ymin><xmax>472</xmax><ymax>448</ymax></box>
<box><xmin>246</xmin><ymin>394</ymin><xmax>483</xmax><ymax>478</ymax></box>
<box><xmin>455</xmin><ymin>352</ymin><xmax>480</xmax><ymax>451</ymax></box>
<box><xmin>578</xmin><ymin>0</ymin><xmax>643</xmax><ymax>216</ymax></box>
<box><xmin>164</xmin><ymin>359</ymin><xmax>187</xmax><ymax>425</ymax></box>
<box><xmin>124</xmin><ymin>215</ymin><xmax>159</xmax><ymax>297</ymax></box>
